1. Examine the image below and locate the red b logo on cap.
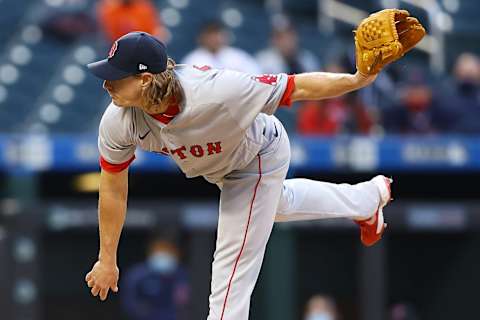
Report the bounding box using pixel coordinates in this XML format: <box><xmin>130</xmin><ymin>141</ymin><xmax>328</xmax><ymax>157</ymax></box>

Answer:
<box><xmin>108</xmin><ymin>41</ymin><xmax>118</xmax><ymax>59</ymax></box>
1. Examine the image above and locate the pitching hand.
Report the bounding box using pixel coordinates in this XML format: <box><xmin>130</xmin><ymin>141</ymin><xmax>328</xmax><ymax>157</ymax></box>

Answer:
<box><xmin>85</xmin><ymin>260</ymin><xmax>119</xmax><ymax>301</ymax></box>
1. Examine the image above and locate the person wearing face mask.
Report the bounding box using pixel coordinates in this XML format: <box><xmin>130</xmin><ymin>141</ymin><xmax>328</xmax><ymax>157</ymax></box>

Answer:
<box><xmin>383</xmin><ymin>69</ymin><xmax>439</xmax><ymax>135</ymax></box>
<box><xmin>120</xmin><ymin>236</ymin><xmax>190</xmax><ymax>320</ymax></box>
<box><xmin>303</xmin><ymin>294</ymin><xmax>339</xmax><ymax>320</ymax></box>
<box><xmin>435</xmin><ymin>52</ymin><xmax>480</xmax><ymax>134</ymax></box>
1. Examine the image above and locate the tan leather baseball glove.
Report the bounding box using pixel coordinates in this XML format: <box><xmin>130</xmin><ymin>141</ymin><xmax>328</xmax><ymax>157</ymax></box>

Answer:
<box><xmin>354</xmin><ymin>8</ymin><xmax>426</xmax><ymax>75</ymax></box>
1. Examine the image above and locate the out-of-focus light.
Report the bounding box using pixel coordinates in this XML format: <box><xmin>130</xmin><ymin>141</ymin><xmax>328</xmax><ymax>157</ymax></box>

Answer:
<box><xmin>222</xmin><ymin>8</ymin><xmax>243</xmax><ymax>28</ymax></box>
<box><xmin>19</xmin><ymin>135</ymin><xmax>53</xmax><ymax>170</ymax></box>
<box><xmin>63</xmin><ymin>65</ymin><xmax>85</xmax><ymax>85</ymax></box>
<box><xmin>0</xmin><ymin>198</ymin><xmax>20</xmax><ymax>216</ymax></box>
<box><xmin>13</xmin><ymin>279</ymin><xmax>37</xmax><ymax>304</ymax></box>
<box><xmin>14</xmin><ymin>237</ymin><xmax>36</xmax><ymax>263</ymax></box>
<box><xmin>45</xmin><ymin>0</ymin><xmax>64</xmax><ymax>7</ymax></box>
<box><xmin>0</xmin><ymin>85</ymin><xmax>7</xmax><ymax>103</ymax></box>
<box><xmin>21</xmin><ymin>25</ymin><xmax>43</xmax><ymax>44</ymax></box>
<box><xmin>380</xmin><ymin>0</ymin><xmax>399</xmax><ymax>9</ymax></box>
<box><xmin>53</xmin><ymin>84</ymin><xmax>74</xmax><ymax>104</ymax></box>
<box><xmin>161</xmin><ymin>8</ymin><xmax>181</xmax><ymax>27</ymax></box>
<box><xmin>448</xmin><ymin>143</ymin><xmax>467</xmax><ymax>165</ymax></box>
<box><xmin>10</xmin><ymin>45</ymin><xmax>32</xmax><ymax>66</ymax></box>
<box><xmin>348</xmin><ymin>138</ymin><xmax>378</xmax><ymax>171</ymax></box>
<box><xmin>28</xmin><ymin>122</ymin><xmax>49</xmax><ymax>134</ymax></box>
<box><xmin>435</xmin><ymin>12</ymin><xmax>454</xmax><ymax>32</ymax></box>
<box><xmin>0</xmin><ymin>64</ymin><xmax>19</xmax><ymax>84</ymax></box>
<box><xmin>74</xmin><ymin>46</ymin><xmax>96</xmax><ymax>64</ymax></box>
<box><xmin>442</xmin><ymin>0</ymin><xmax>460</xmax><ymax>13</ymax></box>
<box><xmin>74</xmin><ymin>172</ymin><xmax>101</xmax><ymax>192</ymax></box>
<box><xmin>39</xmin><ymin>103</ymin><xmax>61</xmax><ymax>123</ymax></box>
<box><xmin>168</xmin><ymin>0</ymin><xmax>189</xmax><ymax>9</ymax></box>
<box><xmin>75</xmin><ymin>143</ymin><xmax>98</xmax><ymax>162</ymax></box>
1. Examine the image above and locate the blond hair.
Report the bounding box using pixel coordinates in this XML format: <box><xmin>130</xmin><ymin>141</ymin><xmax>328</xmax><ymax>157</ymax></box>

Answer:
<box><xmin>141</xmin><ymin>58</ymin><xmax>183</xmax><ymax>113</ymax></box>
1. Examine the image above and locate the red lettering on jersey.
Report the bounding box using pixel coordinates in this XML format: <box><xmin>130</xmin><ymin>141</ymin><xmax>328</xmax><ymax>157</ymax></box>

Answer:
<box><xmin>108</xmin><ymin>41</ymin><xmax>118</xmax><ymax>59</ymax></box>
<box><xmin>170</xmin><ymin>146</ymin><xmax>187</xmax><ymax>159</ymax></box>
<box><xmin>194</xmin><ymin>65</ymin><xmax>212</xmax><ymax>71</ymax></box>
<box><xmin>167</xmin><ymin>142</ymin><xmax>222</xmax><ymax>160</ymax></box>
<box><xmin>207</xmin><ymin>142</ymin><xmax>222</xmax><ymax>155</ymax></box>
<box><xmin>252</xmin><ymin>74</ymin><xmax>278</xmax><ymax>86</ymax></box>
<box><xmin>190</xmin><ymin>145</ymin><xmax>204</xmax><ymax>157</ymax></box>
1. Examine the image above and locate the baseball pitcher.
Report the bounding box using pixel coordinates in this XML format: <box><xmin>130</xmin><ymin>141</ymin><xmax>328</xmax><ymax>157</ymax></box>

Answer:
<box><xmin>85</xmin><ymin>9</ymin><xmax>424</xmax><ymax>320</ymax></box>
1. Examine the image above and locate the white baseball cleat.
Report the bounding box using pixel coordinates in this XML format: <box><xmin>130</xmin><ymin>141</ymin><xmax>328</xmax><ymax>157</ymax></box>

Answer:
<box><xmin>355</xmin><ymin>175</ymin><xmax>393</xmax><ymax>247</ymax></box>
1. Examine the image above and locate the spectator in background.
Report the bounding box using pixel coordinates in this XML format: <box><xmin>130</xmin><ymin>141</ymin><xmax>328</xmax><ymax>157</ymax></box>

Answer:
<box><xmin>297</xmin><ymin>63</ymin><xmax>376</xmax><ymax>135</ymax></box>
<box><xmin>181</xmin><ymin>21</ymin><xmax>261</xmax><ymax>74</ymax></box>
<box><xmin>255</xmin><ymin>21</ymin><xmax>321</xmax><ymax>132</ymax></box>
<box><xmin>435</xmin><ymin>52</ymin><xmax>480</xmax><ymax>133</ymax></box>
<box><xmin>97</xmin><ymin>0</ymin><xmax>166</xmax><ymax>43</ymax></box>
<box><xmin>383</xmin><ymin>69</ymin><xmax>438</xmax><ymax>134</ymax></box>
<box><xmin>120</xmin><ymin>235</ymin><xmax>189</xmax><ymax>320</ymax></box>
<box><xmin>389</xmin><ymin>302</ymin><xmax>420</xmax><ymax>320</ymax></box>
<box><xmin>40</xmin><ymin>0</ymin><xmax>96</xmax><ymax>42</ymax></box>
<box><xmin>303</xmin><ymin>294</ymin><xmax>339</xmax><ymax>320</ymax></box>
<box><xmin>255</xmin><ymin>22</ymin><xmax>321</xmax><ymax>74</ymax></box>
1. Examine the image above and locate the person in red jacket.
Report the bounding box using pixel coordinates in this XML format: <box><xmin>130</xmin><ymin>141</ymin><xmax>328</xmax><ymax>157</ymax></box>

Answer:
<box><xmin>97</xmin><ymin>0</ymin><xmax>166</xmax><ymax>42</ymax></box>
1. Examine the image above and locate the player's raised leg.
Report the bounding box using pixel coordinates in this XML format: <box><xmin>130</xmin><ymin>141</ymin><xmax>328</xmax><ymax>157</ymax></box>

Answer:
<box><xmin>275</xmin><ymin>175</ymin><xmax>392</xmax><ymax>246</ymax></box>
<box><xmin>207</xmin><ymin>131</ymin><xmax>290</xmax><ymax>320</ymax></box>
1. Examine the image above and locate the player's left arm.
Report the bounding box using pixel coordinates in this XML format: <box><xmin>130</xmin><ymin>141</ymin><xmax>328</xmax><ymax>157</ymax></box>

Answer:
<box><xmin>289</xmin><ymin>71</ymin><xmax>376</xmax><ymax>102</ymax></box>
<box><xmin>289</xmin><ymin>8</ymin><xmax>425</xmax><ymax>103</ymax></box>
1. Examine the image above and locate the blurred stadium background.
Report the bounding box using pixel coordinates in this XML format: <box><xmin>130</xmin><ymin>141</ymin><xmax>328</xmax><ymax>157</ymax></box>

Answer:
<box><xmin>0</xmin><ymin>0</ymin><xmax>479</xmax><ymax>319</ymax></box>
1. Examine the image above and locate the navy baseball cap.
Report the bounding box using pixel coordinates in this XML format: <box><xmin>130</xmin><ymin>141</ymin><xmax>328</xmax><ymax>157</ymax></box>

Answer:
<box><xmin>87</xmin><ymin>32</ymin><xmax>168</xmax><ymax>80</ymax></box>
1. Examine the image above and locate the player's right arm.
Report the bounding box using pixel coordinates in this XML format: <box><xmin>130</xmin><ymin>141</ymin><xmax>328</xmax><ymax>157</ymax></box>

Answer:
<box><xmin>85</xmin><ymin>167</ymin><xmax>128</xmax><ymax>301</ymax></box>
<box><xmin>86</xmin><ymin>104</ymin><xmax>137</xmax><ymax>301</ymax></box>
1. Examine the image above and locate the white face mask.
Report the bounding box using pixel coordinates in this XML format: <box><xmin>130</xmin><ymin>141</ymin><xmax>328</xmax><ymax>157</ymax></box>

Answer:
<box><xmin>306</xmin><ymin>313</ymin><xmax>334</xmax><ymax>320</ymax></box>
<box><xmin>148</xmin><ymin>252</ymin><xmax>178</xmax><ymax>274</ymax></box>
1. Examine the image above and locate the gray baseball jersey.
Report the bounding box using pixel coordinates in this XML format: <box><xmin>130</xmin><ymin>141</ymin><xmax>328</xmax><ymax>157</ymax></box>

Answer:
<box><xmin>96</xmin><ymin>64</ymin><xmax>390</xmax><ymax>320</ymax></box>
<box><xmin>98</xmin><ymin>64</ymin><xmax>294</xmax><ymax>183</ymax></box>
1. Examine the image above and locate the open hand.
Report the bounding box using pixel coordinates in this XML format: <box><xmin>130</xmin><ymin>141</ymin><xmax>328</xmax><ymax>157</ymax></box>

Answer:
<box><xmin>85</xmin><ymin>260</ymin><xmax>120</xmax><ymax>301</ymax></box>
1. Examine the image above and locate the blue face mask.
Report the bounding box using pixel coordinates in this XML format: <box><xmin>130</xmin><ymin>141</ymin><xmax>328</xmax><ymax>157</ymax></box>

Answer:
<box><xmin>148</xmin><ymin>252</ymin><xmax>178</xmax><ymax>274</ymax></box>
<box><xmin>306</xmin><ymin>313</ymin><xmax>334</xmax><ymax>320</ymax></box>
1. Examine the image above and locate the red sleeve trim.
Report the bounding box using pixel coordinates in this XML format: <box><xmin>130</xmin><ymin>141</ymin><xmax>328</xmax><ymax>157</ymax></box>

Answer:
<box><xmin>279</xmin><ymin>75</ymin><xmax>296</xmax><ymax>107</ymax></box>
<box><xmin>100</xmin><ymin>155</ymin><xmax>135</xmax><ymax>173</ymax></box>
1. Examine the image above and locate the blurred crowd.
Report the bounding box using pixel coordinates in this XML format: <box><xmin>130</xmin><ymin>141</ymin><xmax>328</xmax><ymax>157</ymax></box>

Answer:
<box><xmin>174</xmin><ymin>19</ymin><xmax>480</xmax><ymax>136</ymax></box>
<box><xmin>37</xmin><ymin>0</ymin><xmax>480</xmax><ymax>137</ymax></box>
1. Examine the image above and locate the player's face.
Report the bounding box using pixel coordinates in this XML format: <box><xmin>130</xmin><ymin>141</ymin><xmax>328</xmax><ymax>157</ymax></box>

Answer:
<box><xmin>103</xmin><ymin>76</ymin><xmax>143</xmax><ymax>107</ymax></box>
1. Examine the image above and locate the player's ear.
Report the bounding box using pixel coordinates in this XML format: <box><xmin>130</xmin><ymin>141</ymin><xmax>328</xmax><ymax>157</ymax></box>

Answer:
<box><xmin>139</xmin><ymin>73</ymin><xmax>154</xmax><ymax>88</ymax></box>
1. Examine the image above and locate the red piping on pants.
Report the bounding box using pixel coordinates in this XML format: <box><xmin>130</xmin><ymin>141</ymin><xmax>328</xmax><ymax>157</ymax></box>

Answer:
<box><xmin>220</xmin><ymin>155</ymin><xmax>262</xmax><ymax>320</ymax></box>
